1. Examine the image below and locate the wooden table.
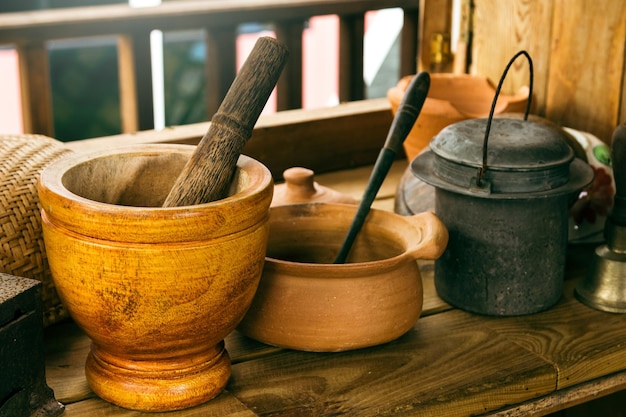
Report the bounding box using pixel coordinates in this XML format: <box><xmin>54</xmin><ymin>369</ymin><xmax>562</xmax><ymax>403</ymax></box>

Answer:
<box><xmin>43</xmin><ymin>162</ymin><xmax>626</xmax><ymax>416</ymax></box>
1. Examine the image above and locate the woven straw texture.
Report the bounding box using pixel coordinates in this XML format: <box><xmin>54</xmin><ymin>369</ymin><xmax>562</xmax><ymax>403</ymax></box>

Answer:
<box><xmin>0</xmin><ymin>134</ymin><xmax>73</xmax><ymax>326</ymax></box>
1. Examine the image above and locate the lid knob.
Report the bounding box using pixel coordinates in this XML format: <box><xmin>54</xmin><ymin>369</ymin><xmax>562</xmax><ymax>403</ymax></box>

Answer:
<box><xmin>271</xmin><ymin>167</ymin><xmax>358</xmax><ymax>206</ymax></box>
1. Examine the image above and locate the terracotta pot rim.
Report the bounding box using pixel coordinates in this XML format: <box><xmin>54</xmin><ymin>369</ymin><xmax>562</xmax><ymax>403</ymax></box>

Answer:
<box><xmin>263</xmin><ymin>251</ymin><xmax>410</xmax><ymax>277</ymax></box>
<box><xmin>263</xmin><ymin>203</ymin><xmax>446</xmax><ymax>275</ymax></box>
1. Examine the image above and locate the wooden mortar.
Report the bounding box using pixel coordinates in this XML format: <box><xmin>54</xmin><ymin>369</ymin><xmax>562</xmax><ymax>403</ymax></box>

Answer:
<box><xmin>38</xmin><ymin>144</ymin><xmax>273</xmax><ymax>411</ymax></box>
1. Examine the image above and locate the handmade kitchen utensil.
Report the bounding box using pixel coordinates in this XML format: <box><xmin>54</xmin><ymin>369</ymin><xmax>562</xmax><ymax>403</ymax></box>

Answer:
<box><xmin>334</xmin><ymin>71</ymin><xmax>430</xmax><ymax>263</ymax></box>
<box><xmin>38</xmin><ymin>144</ymin><xmax>273</xmax><ymax>411</ymax></box>
<box><xmin>238</xmin><ymin>202</ymin><xmax>448</xmax><ymax>352</ymax></box>
<box><xmin>411</xmin><ymin>51</ymin><xmax>594</xmax><ymax>315</ymax></box>
<box><xmin>575</xmin><ymin>123</ymin><xmax>626</xmax><ymax>312</ymax></box>
<box><xmin>271</xmin><ymin>167</ymin><xmax>358</xmax><ymax>206</ymax></box>
<box><xmin>163</xmin><ymin>36</ymin><xmax>288</xmax><ymax>206</ymax></box>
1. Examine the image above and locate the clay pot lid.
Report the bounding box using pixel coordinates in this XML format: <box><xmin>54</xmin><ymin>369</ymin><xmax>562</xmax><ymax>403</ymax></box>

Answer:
<box><xmin>271</xmin><ymin>167</ymin><xmax>357</xmax><ymax>206</ymax></box>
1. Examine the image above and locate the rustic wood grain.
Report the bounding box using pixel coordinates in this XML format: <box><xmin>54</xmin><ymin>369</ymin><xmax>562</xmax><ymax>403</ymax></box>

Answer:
<box><xmin>418</xmin><ymin>261</ymin><xmax>453</xmax><ymax>315</ymax></box>
<box><xmin>545</xmin><ymin>0</ymin><xmax>626</xmax><ymax>143</ymax></box>
<box><xmin>471</xmin><ymin>0</ymin><xmax>626</xmax><ymax>143</ymax></box>
<box><xmin>227</xmin><ymin>309</ymin><xmax>556</xmax><ymax>417</ymax></box>
<box><xmin>481</xmin><ymin>371</ymin><xmax>626</xmax><ymax>416</ymax></box>
<box><xmin>471</xmin><ymin>0</ymin><xmax>554</xmax><ymax>115</ymax></box>
<box><xmin>480</xmin><ymin>279</ymin><xmax>626</xmax><ymax>391</ymax></box>
<box><xmin>64</xmin><ymin>98</ymin><xmax>396</xmax><ymax>179</ymax></box>
<box><xmin>44</xmin><ymin>322</ymin><xmax>93</xmax><ymax>404</ymax></box>
<box><xmin>0</xmin><ymin>0</ymin><xmax>421</xmax><ymax>42</ymax></box>
<box><xmin>61</xmin><ymin>393</ymin><xmax>257</xmax><ymax>416</ymax></box>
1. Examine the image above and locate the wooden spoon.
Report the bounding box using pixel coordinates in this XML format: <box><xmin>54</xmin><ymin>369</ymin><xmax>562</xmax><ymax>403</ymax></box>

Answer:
<box><xmin>163</xmin><ymin>36</ymin><xmax>289</xmax><ymax>207</ymax></box>
<box><xmin>334</xmin><ymin>72</ymin><xmax>431</xmax><ymax>263</ymax></box>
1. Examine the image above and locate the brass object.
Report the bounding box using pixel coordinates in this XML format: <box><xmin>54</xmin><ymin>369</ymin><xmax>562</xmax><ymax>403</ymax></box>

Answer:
<box><xmin>430</xmin><ymin>32</ymin><xmax>452</xmax><ymax>70</ymax></box>
<box><xmin>576</xmin><ymin>123</ymin><xmax>626</xmax><ymax>312</ymax></box>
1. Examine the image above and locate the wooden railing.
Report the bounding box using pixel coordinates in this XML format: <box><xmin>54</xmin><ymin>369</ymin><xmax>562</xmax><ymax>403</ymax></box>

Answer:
<box><xmin>66</xmin><ymin>97</ymin><xmax>396</xmax><ymax>179</ymax></box>
<box><xmin>0</xmin><ymin>0</ymin><xmax>420</xmax><ymax>138</ymax></box>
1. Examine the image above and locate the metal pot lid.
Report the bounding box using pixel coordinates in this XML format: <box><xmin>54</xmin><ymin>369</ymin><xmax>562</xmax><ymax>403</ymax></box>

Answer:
<box><xmin>411</xmin><ymin>118</ymin><xmax>594</xmax><ymax>198</ymax></box>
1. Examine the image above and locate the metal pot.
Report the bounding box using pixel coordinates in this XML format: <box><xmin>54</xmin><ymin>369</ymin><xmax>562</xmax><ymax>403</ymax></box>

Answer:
<box><xmin>411</xmin><ymin>117</ymin><xmax>593</xmax><ymax>315</ymax></box>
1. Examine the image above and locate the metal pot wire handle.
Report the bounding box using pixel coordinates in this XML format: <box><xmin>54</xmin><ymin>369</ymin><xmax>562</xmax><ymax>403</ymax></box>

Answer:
<box><xmin>477</xmin><ymin>50</ymin><xmax>534</xmax><ymax>186</ymax></box>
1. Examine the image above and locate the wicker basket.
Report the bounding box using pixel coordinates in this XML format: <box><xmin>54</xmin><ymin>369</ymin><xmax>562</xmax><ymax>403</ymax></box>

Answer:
<box><xmin>0</xmin><ymin>134</ymin><xmax>73</xmax><ymax>326</ymax></box>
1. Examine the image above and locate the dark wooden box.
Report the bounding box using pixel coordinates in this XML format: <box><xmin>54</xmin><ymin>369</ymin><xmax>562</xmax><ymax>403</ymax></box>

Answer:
<box><xmin>0</xmin><ymin>273</ymin><xmax>63</xmax><ymax>417</ymax></box>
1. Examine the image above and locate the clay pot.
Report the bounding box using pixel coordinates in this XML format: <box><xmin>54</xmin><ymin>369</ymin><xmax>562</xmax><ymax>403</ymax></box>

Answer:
<box><xmin>387</xmin><ymin>73</ymin><xmax>530</xmax><ymax>161</ymax></box>
<box><xmin>271</xmin><ymin>167</ymin><xmax>358</xmax><ymax>206</ymax></box>
<box><xmin>238</xmin><ymin>203</ymin><xmax>448</xmax><ymax>352</ymax></box>
<box><xmin>38</xmin><ymin>144</ymin><xmax>272</xmax><ymax>412</ymax></box>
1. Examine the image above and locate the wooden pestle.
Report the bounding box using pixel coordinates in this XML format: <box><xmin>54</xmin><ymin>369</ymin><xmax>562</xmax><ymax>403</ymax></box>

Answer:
<box><xmin>163</xmin><ymin>36</ymin><xmax>289</xmax><ymax>207</ymax></box>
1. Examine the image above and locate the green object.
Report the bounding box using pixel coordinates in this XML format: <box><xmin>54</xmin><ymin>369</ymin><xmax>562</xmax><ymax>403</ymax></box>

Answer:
<box><xmin>593</xmin><ymin>144</ymin><xmax>612</xmax><ymax>166</ymax></box>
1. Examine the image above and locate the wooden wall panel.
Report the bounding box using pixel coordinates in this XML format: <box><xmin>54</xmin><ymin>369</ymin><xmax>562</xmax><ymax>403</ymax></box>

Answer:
<box><xmin>545</xmin><ymin>0</ymin><xmax>626</xmax><ymax>143</ymax></box>
<box><xmin>471</xmin><ymin>0</ymin><xmax>554</xmax><ymax>115</ymax></box>
<box><xmin>471</xmin><ymin>0</ymin><xmax>626</xmax><ymax>143</ymax></box>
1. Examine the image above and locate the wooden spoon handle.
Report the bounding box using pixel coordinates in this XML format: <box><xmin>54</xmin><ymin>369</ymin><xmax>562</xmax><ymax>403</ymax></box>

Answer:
<box><xmin>163</xmin><ymin>36</ymin><xmax>289</xmax><ymax>207</ymax></box>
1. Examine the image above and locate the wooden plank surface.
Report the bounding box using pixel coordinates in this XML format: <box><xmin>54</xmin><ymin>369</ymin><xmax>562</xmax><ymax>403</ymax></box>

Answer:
<box><xmin>482</xmin><ymin>371</ymin><xmax>626</xmax><ymax>417</ymax></box>
<box><xmin>61</xmin><ymin>393</ymin><xmax>257</xmax><ymax>417</ymax></box>
<box><xmin>226</xmin><ymin>309</ymin><xmax>556</xmax><ymax>417</ymax></box>
<box><xmin>44</xmin><ymin>322</ymin><xmax>93</xmax><ymax>405</ymax></box>
<box><xmin>480</xmin><ymin>279</ymin><xmax>626</xmax><ymax>391</ymax></box>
